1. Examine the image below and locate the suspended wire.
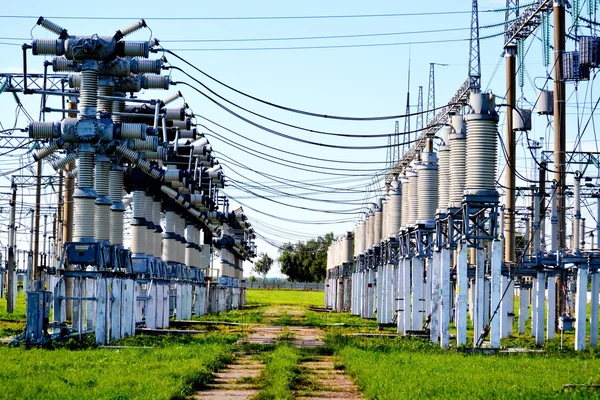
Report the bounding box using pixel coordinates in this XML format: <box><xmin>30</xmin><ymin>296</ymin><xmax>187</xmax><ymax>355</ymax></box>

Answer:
<box><xmin>165</xmin><ymin>49</ymin><xmax>457</xmax><ymax>121</ymax></box>
<box><xmin>173</xmin><ymin>72</ymin><xmax>439</xmax><ymax>139</ymax></box>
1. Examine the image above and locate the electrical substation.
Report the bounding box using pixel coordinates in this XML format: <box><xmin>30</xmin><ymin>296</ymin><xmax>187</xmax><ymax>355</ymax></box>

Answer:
<box><xmin>326</xmin><ymin>0</ymin><xmax>600</xmax><ymax>351</ymax></box>
<box><xmin>0</xmin><ymin>0</ymin><xmax>600</xmax><ymax>357</ymax></box>
<box><xmin>0</xmin><ymin>17</ymin><xmax>255</xmax><ymax>345</ymax></box>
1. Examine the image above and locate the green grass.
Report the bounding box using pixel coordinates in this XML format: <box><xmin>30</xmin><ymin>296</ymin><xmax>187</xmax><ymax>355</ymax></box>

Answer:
<box><xmin>0</xmin><ymin>291</ymin><xmax>26</xmax><ymax>337</ymax></box>
<box><xmin>255</xmin><ymin>344</ymin><xmax>302</xmax><ymax>400</ymax></box>
<box><xmin>328</xmin><ymin>334</ymin><xmax>600</xmax><ymax>399</ymax></box>
<box><xmin>0</xmin><ymin>333</ymin><xmax>238</xmax><ymax>400</ymax></box>
<box><xmin>246</xmin><ymin>289</ymin><xmax>324</xmax><ymax>307</ymax></box>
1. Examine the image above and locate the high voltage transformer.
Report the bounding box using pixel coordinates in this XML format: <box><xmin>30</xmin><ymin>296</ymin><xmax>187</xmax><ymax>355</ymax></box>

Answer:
<box><xmin>2</xmin><ymin>17</ymin><xmax>256</xmax><ymax>345</ymax></box>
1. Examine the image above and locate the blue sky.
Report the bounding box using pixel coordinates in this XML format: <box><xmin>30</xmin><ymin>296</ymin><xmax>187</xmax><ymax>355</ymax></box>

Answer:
<box><xmin>1</xmin><ymin>1</ymin><xmax>599</xmax><ymax>277</ymax></box>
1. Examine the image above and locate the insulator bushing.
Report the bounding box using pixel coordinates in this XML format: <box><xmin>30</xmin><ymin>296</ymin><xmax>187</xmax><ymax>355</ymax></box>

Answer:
<box><xmin>34</xmin><ymin>143</ymin><xmax>60</xmax><ymax>161</ymax></box>
<box><xmin>162</xmin><ymin>91</ymin><xmax>182</xmax><ymax>106</ymax></box>
<box><xmin>72</xmin><ymin>193</ymin><xmax>95</xmax><ymax>242</ymax></box>
<box><xmin>79</xmin><ymin>69</ymin><xmax>99</xmax><ymax>119</ymax></box>
<box><xmin>37</xmin><ymin>17</ymin><xmax>66</xmax><ymax>36</ymax></box>
<box><xmin>29</xmin><ymin>121</ymin><xmax>59</xmax><ymax>139</ymax></box>
<box><xmin>417</xmin><ymin>161</ymin><xmax>438</xmax><ymax>224</ymax></box>
<box><xmin>132</xmin><ymin>191</ymin><xmax>146</xmax><ymax>220</ymax></box>
<box><xmin>131</xmin><ymin>58</ymin><xmax>161</xmax><ymax>74</ymax></box>
<box><xmin>97</xmin><ymin>86</ymin><xmax>113</xmax><ymax>114</ymax></box>
<box><xmin>78</xmin><ymin>151</ymin><xmax>95</xmax><ymax>189</ymax></box>
<box><xmin>95</xmin><ymin>160</ymin><xmax>110</xmax><ymax>197</ymax></box>
<box><xmin>68</xmin><ymin>73</ymin><xmax>81</xmax><ymax>88</ymax></box>
<box><xmin>120</xmin><ymin>123</ymin><xmax>147</xmax><ymax>140</ymax></box>
<box><xmin>407</xmin><ymin>167</ymin><xmax>419</xmax><ymax>226</ymax></box>
<box><xmin>51</xmin><ymin>153</ymin><xmax>77</xmax><ymax>171</ymax></box>
<box><xmin>132</xmin><ymin>137</ymin><xmax>157</xmax><ymax>151</ymax></box>
<box><xmin>112</xmin><ymin>94</ymin><xmax>126</xmax><ymax>123</ymax></box>
<box><xmin>117</xmin><ymin>20</ymin><xmax>146</xmax><ymax>39</ymax></box>
<box><xmin>52</xmin><ymin>56</ymin><xmax>72</xmax><ymax>72</ymax></box>
<box><xmin>387</xmin><ymin>182</ymin><xmax>401</xmax><ymax>237</ymax></box>
<box><xmin>142</xmin><ymin>75</ymin><xmax>169</xmax><ymax>89</ymax></box>
<box><xmin>165</xmin><ymin>108</ymin><xmax>185</xmax><ymax>121</ymax></box>
<box><xmin>32</xmin><ymin>39</ymin><xmax>63</xmax><ymax>56</ymax></box>
<box><xmin>449</xmin><ymin>125</ymin><xmax>466</xmax><ymax>208</ymax></box>
<box><xmin>400</xmin><ymin>173</ymin><xmax>410</xmax><ymax>228</ymax></box>
<box><xmin>109</xmin><ymin>168</ymin><xmax>124</xmax><ymax>205</ymax></box>
<box><xmin>122</xmin><ymin>41</ymin><xmax>150</xmax><ymax>58</ymax></box>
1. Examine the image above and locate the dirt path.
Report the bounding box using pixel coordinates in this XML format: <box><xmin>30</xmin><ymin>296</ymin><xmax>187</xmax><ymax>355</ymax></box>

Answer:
<box><xmin>193</xmin><ymin>353</ymin><xmax>262</xmax><ymax>400</ymax></box>
<box><xmin>194</xmin><ymin>324</ymin><xmax>362</xmax><ymax>399</ymax></box>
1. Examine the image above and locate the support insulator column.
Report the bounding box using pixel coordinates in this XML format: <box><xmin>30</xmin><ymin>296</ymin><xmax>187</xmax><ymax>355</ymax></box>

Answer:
<box><xmin>109</xmin><ymin>165</ymin><xmax>125</xmax><ymax>246</ymax></box>
<box><xmin>130</xmin><ymin>190</ymin><xmax>147</xmax><ymax>256</ymax></box>
<box><xmin>94</xmin><ymin>154</ymin><xmax>111</xmax><ymax>243</ymax></box>
<box><xmin>72</xmin><ymin>146</ymin><xmax>96</xmax><ymax>242</ymax></box>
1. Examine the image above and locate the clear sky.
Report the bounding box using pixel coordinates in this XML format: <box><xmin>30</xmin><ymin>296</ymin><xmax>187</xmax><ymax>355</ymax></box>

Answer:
<box><xmin>0</xmin><ymin>1</ymin><xmax>599</xmax><ymax>277</ymax></box>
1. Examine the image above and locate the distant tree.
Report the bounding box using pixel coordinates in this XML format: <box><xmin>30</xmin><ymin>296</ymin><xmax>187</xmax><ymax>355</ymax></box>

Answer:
<box><xmin>248</xmin><ymin>275</ymin><xmax>258</xmax><ymax>283</ymax></box>
<box><xmin>252</xmin><ymin>252</ymin><xmax>274</xmax><ymax>282</ymax></box>
<box><xmin>278</xmin><ymin>233</ymin><xmax>334</xmax><ymax>283</ymax></box>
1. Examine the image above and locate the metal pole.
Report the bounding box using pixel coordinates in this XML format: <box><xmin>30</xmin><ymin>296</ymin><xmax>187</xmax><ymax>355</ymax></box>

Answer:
<box><xmin>32</xmin><ymin>159</ymin><xmax>43</xmax><ymax>289</ymax></box>
<box><xmin>505</xmin><ymin>43</ymin><xmax>517</xmax><ymax>265</ymax></box>
<box><xmin>6</xmin><ymin>182</ymin><xmax>17</xmax><ymax>313</ymax></box>
<box><xmin>553</xmin><ymin>0</ymin><xmax>567</xmax><ymax>321</ymax></box>
<box><xmin>539</xmin><ymin>162</ymin><xmax>547</xmax><ymax>251</ymax></box>
<box><xmin>63</xmin><ymin>160</ymin><xmax>74</xmax><ymax>319</ymax></box>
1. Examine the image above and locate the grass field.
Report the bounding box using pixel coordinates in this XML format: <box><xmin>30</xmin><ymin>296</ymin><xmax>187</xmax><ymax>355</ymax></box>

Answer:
<box><xmin>328</xmin><ymin>334</ymin><xmax>600</xmax><ymax>399</ymax></box>
<box><xmin>245</xmin><ymin>289</ymin><xmax>324</xmax><ymax>307</ymax></box>
<box><xmin>0</xmin><ymin>333</ymin><xmax>237</xmax><ymax>400</ymax></box>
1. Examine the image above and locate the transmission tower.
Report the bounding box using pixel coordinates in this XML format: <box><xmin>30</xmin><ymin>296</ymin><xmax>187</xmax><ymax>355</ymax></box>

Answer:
<box><xmin>469</xmin><ymin>0</ymin><xmax>481</xmax><ymax>91</ymax></box>
<box><xmin>387</xmin><ymin>121</ymin><xmax>401</xmax><ymax>171</ymax></box>
<box><xmin>404</xmin><ymin>62</ymin><xmax>411</xmax><ymax>153</ymax></box>
<box><xmin>416</xmin><ymin>86</ymin><xmax>424</xmax><ymax>135</ymax></box>
<box><xmin>427</xmin><ymin>63</ymin><xmax>448</xmax><ymax>125</ymax></box>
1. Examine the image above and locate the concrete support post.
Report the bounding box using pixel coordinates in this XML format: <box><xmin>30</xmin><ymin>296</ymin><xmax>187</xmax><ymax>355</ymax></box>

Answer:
<box><xmin>412</xmin><ymin>258</ymin><xmax>424</xmax><ymax>330</ymax></box>
<box><xmin>440</xmin><ymin>248</ymin><xmax>451</xmax><ymax>349</ymax></box>
<box><xmin>456</xmin><ymin>244</ymin><xmax>468</xmax><ymax>346</ymax></box>
<box><xmin>490</xmin><ymin>240</ymin><xmax>502</xmax><ymax>348</ymax></box>
<box><xmin>547</xmin><ymin>276</ymin><xmax>556</xmax><ymax>340</ymax></box>
<box><xmin>474</xmin><ymin>248</ymin><xmax>485</xmax><ymax>340</ymax></box>
<box><xmin>535</xmin><ymin>272</ymin><xmax>546</xmax><ymax>346</ymax></box>
<box><xmin>403</xmin><ymin>258</ymin><xmax>411</xmax><ymax>333</ymax></box>
<box><xmin>430</xmin><ymin>251</ymin><xmax>441</xmax><ymax>343</ymax></box>
<box><xmin>575</xmin><ymin>266</ymin><xmax>589</xmax><ymax>351</ymax></box>
<box><xmin>590</xmin><ymin>271</ymin><xmax>599</xmax><ymax>347</ymax></box>
<box><xmin>518</xmin><ymin>282</ymin><xmax>529</xmax><ymax>335</ymax></box>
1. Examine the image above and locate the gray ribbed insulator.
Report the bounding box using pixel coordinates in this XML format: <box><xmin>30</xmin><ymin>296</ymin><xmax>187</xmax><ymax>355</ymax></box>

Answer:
<box><xmin>110</xmin><ymin>208</ymin><xmax>124</xmax><ymax>246</ymax></box>
<box><xmin>122</xmin><ymin>42</ymin><xmax>149</xmax><ymax>58</ymax></box>
<box><xmin>29</xmin><ymin>121</ymin><xmax>57</xmax><ymax>139</ymax></box>
<box><xmin>374</xmin><ymin>209</ymin><xmax>383</xmax><ymax>244</ymax></box>
<box><xmin>78</xmin><ymin>151</ymin><xmax>95</xmax><ymax>189</ymax></box>
<box><xmin>132</xmin><ymin>191</ymin><xmax>146</xmax><ymax>219</ymax></box>
<box><xmin>112</xmin><ymin>96</ymin><xmax>125</xmax><ymax>123</ymax></box>
<box><xmin>121</xmin><ymin>123</ymin><xmax>147</xmax><ymax>140</ymax></box>
<box><xmin>387</xmin><ymin>181</ymin><xmax>402</xmax><ymax>237</ymax></box>
<box><xmin>365</xmin><ymin>214</ymin><xmax>374</xmax><ymax>249</ymax></box>
<box><xmin>143</xmin><ymin>74</ymin><xmax>169</xmax><ymax>89</ymax></box>
<box><xmin>465</xmin><ymin>118</ymin><xmax>498</xmax><ymax>194</ymax></box>
<box><xmin>38</xmin><ymin>17</ymin><xmax>66</xmax><ymax>36</ymax></box>
<box><xmin>153</xmin><ymin>200</ymin><xmax>162</xmax><ymax>258</ymax></box>
<box><xmin>98</xmin><ymin>86</ymin><xmax>113</xmax><ymax>114</ymax></box>
<box><xmin>73</xmin><ymin>196</ymin><xmax>95</xmax><ymax>242</ymax></box>
<box><xmin>95</xmin><ymin>161</ymin><xmax>110</xmax><ymax>196</ymax></box>
<box><xmin>145</xmin><ymin>193</ymin><xmax>155</xmax><ymax>249</ymax></box>
<box><xmin>345</xmin><ymin>233</ymin><xmax>354</xmax><ymax>262</ymax></box>
<box><xmin>381</xmin><ymin>196</ymin><xmax>388</xmax><ymax>241</ymax></box>
<box><xmin>417</xmin><ymin>162</ymin><xmax>438</xmax><ymax>224</ymax></box>
<box><xmin>357</xmin><ymin>220</ymin><xmax>366</xmax><ymax>254</ymax></box>
<box><xmin>33</xmin><ymin>39</ymin><xmax>60</xmax><ymax>55</ymax></box>
<box><xmin>132</xmin><ymin>137</ymin><xmax>157</xmax><ymax>151</ymax></box>
<box><xmin>52</xmin><ymin>56</ymin><xmax>72</xmax><ymax>72</ymax></box>
<box><xmin>407</xmin><ymin>168</ymin><xmax>419</xmax><ymax>226</ymax></box>
<box><xmin>449</xmin><ymin>129</ymin><xmax>466</xmax><ymax>208</ymax></box>
<box><xmin>51</xmin><ymin>153</ymin><xmax>77</xmax><ymax>171</ymax></box>
<box><xmin>465</xmin><ymin>93</ymin><xmax>499</xmax><ymax>196</ymax></box>
<box><xmin>109</xmin><ymin>169</ymin><xmax>124</xmax><ymax>204</ymax></box>
<box><xmin>400</xmin><ymin>173</ymin><xmax>410</xmax><ymax>228</ymax></box>
<box><xmin>79</xmin><ymin>69</ymin><xmax>98</xmax><ymax>119</ymax></box>
<box><xmin>437</xmin><ymin>145</ymin><xmax>450</xmax><ymax>213</ymax></box>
